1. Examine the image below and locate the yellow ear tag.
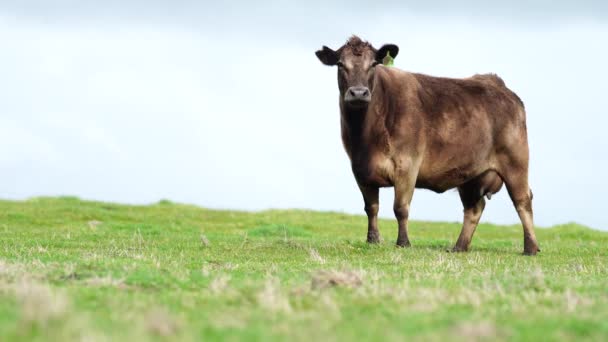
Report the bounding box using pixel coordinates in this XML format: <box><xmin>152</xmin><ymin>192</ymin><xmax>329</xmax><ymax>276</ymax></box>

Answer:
<box><xmin>382</xmin><ymin>51</ymin><xmax>394</xmax><ymax>67</ymax></box>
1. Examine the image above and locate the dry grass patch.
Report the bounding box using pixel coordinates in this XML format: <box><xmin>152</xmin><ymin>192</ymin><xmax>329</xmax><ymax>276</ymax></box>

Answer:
<box><xmin>0</xmin><ymin>260</ymin><xmax>24</xmax><ymax>282</ymax></box>
<box><xmin>209</xmin><ymin>274</ymin><xmax>231</xmax><ymax>295</ymax></box>
<box><xmin>524</xmin><ymin>267</ymin><xmax>546</xmax><ymax>291</ymax></box>
<box><xmin>84</xmin><ymin>275</ymin><xmax>127</xmax><ymax>288</ymax></box>
<box><xmin>144</xmin><ymin>308</ymin><xmax>181</xmax><ymax>337</ymax></box>
<box><xmin>308</xmin><ymin>248</ymin><xmax>326</xmax><ymax>264</ymax></box>
<box><xmin>88</xmin><ymin>220</ymin><xmax>102</xmax><ymax>229</ymax></box>
<box><xmin>452</xmin><ymin>321</ymin><xmax>500</xmax><ymax>341</ymax></box>
<box><xmin>564</xmin><ymin>289</ymin><xmax>594</xmax><ymax>312</ymax></box>
<box><xmin>208</xmin><ymin>310</ymin><xmax>248</xmax><ymax>329</ymax></box>
<box><xmin>14</xmin><ymin>279</ymin><xmax>69</xmax><ymax>327</ymax></box>
<box><xmin>311</xmin><ymin>270</ymin><xmax>363</xmax><ymax>290</ymax></box>
<box><xmin>257</xmin><ymin>276</ymin><xmax>292</xmax><ymax>313</ymax></box>
<box><xmin>200</xmin><ymin>233</ymin><xmax>210</xmax><ymax>247</ymax></box>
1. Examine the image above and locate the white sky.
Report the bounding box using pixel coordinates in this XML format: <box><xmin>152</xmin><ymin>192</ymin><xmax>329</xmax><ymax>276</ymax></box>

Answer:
<box><xmin>1</xmin><ymin>2</ymin><xmax>607</xmax><ymax>229</ymax></box>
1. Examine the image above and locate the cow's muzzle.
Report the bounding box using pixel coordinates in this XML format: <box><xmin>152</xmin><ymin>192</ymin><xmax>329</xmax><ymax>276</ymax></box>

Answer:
<box><xmin>344</xmin><ymin>86</ymin><xmax>371</xmax><ymax>106</ymax></box>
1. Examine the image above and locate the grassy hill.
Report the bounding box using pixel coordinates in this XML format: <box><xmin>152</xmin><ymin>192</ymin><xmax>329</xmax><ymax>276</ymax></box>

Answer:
<box><xmin>0</xmin><ymin>197</ymin><xmax>607</xmax><ymax>341</ymax></box>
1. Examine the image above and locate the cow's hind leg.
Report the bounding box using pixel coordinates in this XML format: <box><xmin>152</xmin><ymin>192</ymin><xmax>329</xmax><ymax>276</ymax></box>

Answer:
<box><xmin>502</xmin><ymin>170</ymin><xmax>540</xmax><ymax>255</ymax></box>
<box><xmin>452</xmin><ymin>180</ymin><xmax>487</xmax><ymax>252</ymax></box>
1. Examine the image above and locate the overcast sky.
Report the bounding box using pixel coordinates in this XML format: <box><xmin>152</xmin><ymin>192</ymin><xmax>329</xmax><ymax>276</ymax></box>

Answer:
<box><xmin>1</xmin><ymin>1</ymin><xmax>607</xmax><ymax>230</ymax></box>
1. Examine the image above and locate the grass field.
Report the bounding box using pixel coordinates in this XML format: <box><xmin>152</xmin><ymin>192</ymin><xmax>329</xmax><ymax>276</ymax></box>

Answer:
<box><xmin>0</xmin><ymin>197</ymin><xmax>607</xmax><ymax>341</ymax></box>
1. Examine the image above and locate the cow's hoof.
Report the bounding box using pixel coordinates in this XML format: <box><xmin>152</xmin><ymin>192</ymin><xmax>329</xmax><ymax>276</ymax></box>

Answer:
<box><xmin>366</xmin><ymin>237</ymin><xmax>381</xmax><ymax>244</ymax></box>
<box><xmin>523</xmin><ymin>242</ymin><xmax>540</xmax><ymax>256</ymax></box>
<box><xmin>523</xmin><ymin>248</ymin><xmax>540</xmax><ymax>256</ymax></box>
<box><xmin>449</xmin><ymin>245</ymin><xmax>469</xmax><ymax>253</ymax></box>
<box><xmin>396</xmin><ymin>240</ymin><xmax>411</xmax><ymax>248</ymax></box>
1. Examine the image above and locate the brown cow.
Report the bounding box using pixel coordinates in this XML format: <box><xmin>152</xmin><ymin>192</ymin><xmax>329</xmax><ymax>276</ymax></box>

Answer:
<box><xmin>315</xmin><ymin>36</ymin><xmax>540</xmax><ymax>255</ymax></box>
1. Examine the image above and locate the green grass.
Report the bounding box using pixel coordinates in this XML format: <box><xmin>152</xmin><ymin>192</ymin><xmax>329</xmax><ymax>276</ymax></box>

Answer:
<box><xmin>0</xmin><ymin>197</ymin><xmax>607</xmax><ymax>341</ymax></box>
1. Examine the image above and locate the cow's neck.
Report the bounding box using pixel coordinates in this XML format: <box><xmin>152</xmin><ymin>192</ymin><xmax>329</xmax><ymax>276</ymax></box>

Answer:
<box><xmin>341</xmin><ymin>100</ymin><xmax>391</xmax><ymax>162</ymax></box>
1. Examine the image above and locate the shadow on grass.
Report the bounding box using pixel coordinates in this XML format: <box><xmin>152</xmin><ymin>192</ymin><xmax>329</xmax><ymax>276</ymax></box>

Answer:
<box><xmin>241</xmin><ymin>235</ymin><xmax>526</xmax><ymax>256</ymax></box>
<box><xmin>344</xmin><ymin>239</ymin><xmax>452</xmax><ymax>251</ymax></box>
<box><xmin>342</xmin><ymin>238</ymin><xmax>526</xmax><ymax>255</ymax></box>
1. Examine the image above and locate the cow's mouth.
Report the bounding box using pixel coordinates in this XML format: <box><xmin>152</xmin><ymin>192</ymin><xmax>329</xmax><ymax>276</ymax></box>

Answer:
<box><xmin>344</xmin><ymin>98</ymin><xmax>370</xmax><ymax>108</ymax></box>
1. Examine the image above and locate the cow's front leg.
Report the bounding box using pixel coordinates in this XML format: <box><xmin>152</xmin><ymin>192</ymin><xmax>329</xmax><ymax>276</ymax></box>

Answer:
<box><xmin>358</xmin><ymin>184</ymin><xmax>380</xmax><ymax>243</ymax></box>
<box><xmin>393</xmin><ymin>171</ymin><xmax>417</xmax><ymax>247</ymax></box>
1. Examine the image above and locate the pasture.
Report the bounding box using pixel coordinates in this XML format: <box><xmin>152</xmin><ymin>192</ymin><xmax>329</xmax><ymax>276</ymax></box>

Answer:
<box><xmin>0</xmin><ymin>197</ymin><xmax>607</xmax><ymax>341</ymax></box>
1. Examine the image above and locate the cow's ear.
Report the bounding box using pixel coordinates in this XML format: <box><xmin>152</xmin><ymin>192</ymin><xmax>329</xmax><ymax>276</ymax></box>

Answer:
<box><xmin>375</xmin><ymin>44</ymin><xmax>399</xmax><ymax>63</ymax></box>
<box><xmin>315</xmin><ymin>46</ymin><xmax>339</xmax><ymax>66</ymax></box>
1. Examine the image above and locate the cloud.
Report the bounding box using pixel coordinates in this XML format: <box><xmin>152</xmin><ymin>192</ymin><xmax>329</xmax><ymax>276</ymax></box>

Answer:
<box><xmin>2</xmin><ymin>1</ymin><xmax>606</xmax><ymax>33</ymax></box>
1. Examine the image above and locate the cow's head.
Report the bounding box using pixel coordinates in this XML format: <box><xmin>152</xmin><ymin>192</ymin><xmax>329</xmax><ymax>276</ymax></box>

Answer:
<box><xmin>316</xmin><ymin>36</ymin><xmax>399</xmax><ymax>108</ymax></box>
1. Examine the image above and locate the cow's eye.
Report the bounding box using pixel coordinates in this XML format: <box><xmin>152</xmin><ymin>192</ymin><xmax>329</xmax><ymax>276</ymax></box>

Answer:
<box><xmin>336</xmin><ymin>61</ymin><xmax>345</xmax><ymax>68</ymax></box>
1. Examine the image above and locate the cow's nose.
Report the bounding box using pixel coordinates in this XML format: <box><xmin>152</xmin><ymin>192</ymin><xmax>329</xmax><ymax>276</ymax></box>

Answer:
<box><xmin>348</xmin><ymin>87</ymin><xmax>369</xmax><ymax>98</ymax></box>
<box><xmin>345</xmin><ymin>86</ymin><xmax>371</xmax><ymax>104</ymax></box>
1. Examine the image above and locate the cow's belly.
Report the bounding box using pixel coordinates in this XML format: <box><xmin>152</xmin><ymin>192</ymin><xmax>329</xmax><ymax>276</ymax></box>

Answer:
<box><xmin>416</xmin><ymin>171</ymin><xmax>475</xmax><ymax>193</ymax></box>
<box><xmin>416</xmin><ymin>155</ymin><xmax>493</xmax><ymax>193</ymax></box>
<box><xmin>416</xmin><ymin>123</ymin><xmax>495</xmax><ymax>192</ymax></box>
